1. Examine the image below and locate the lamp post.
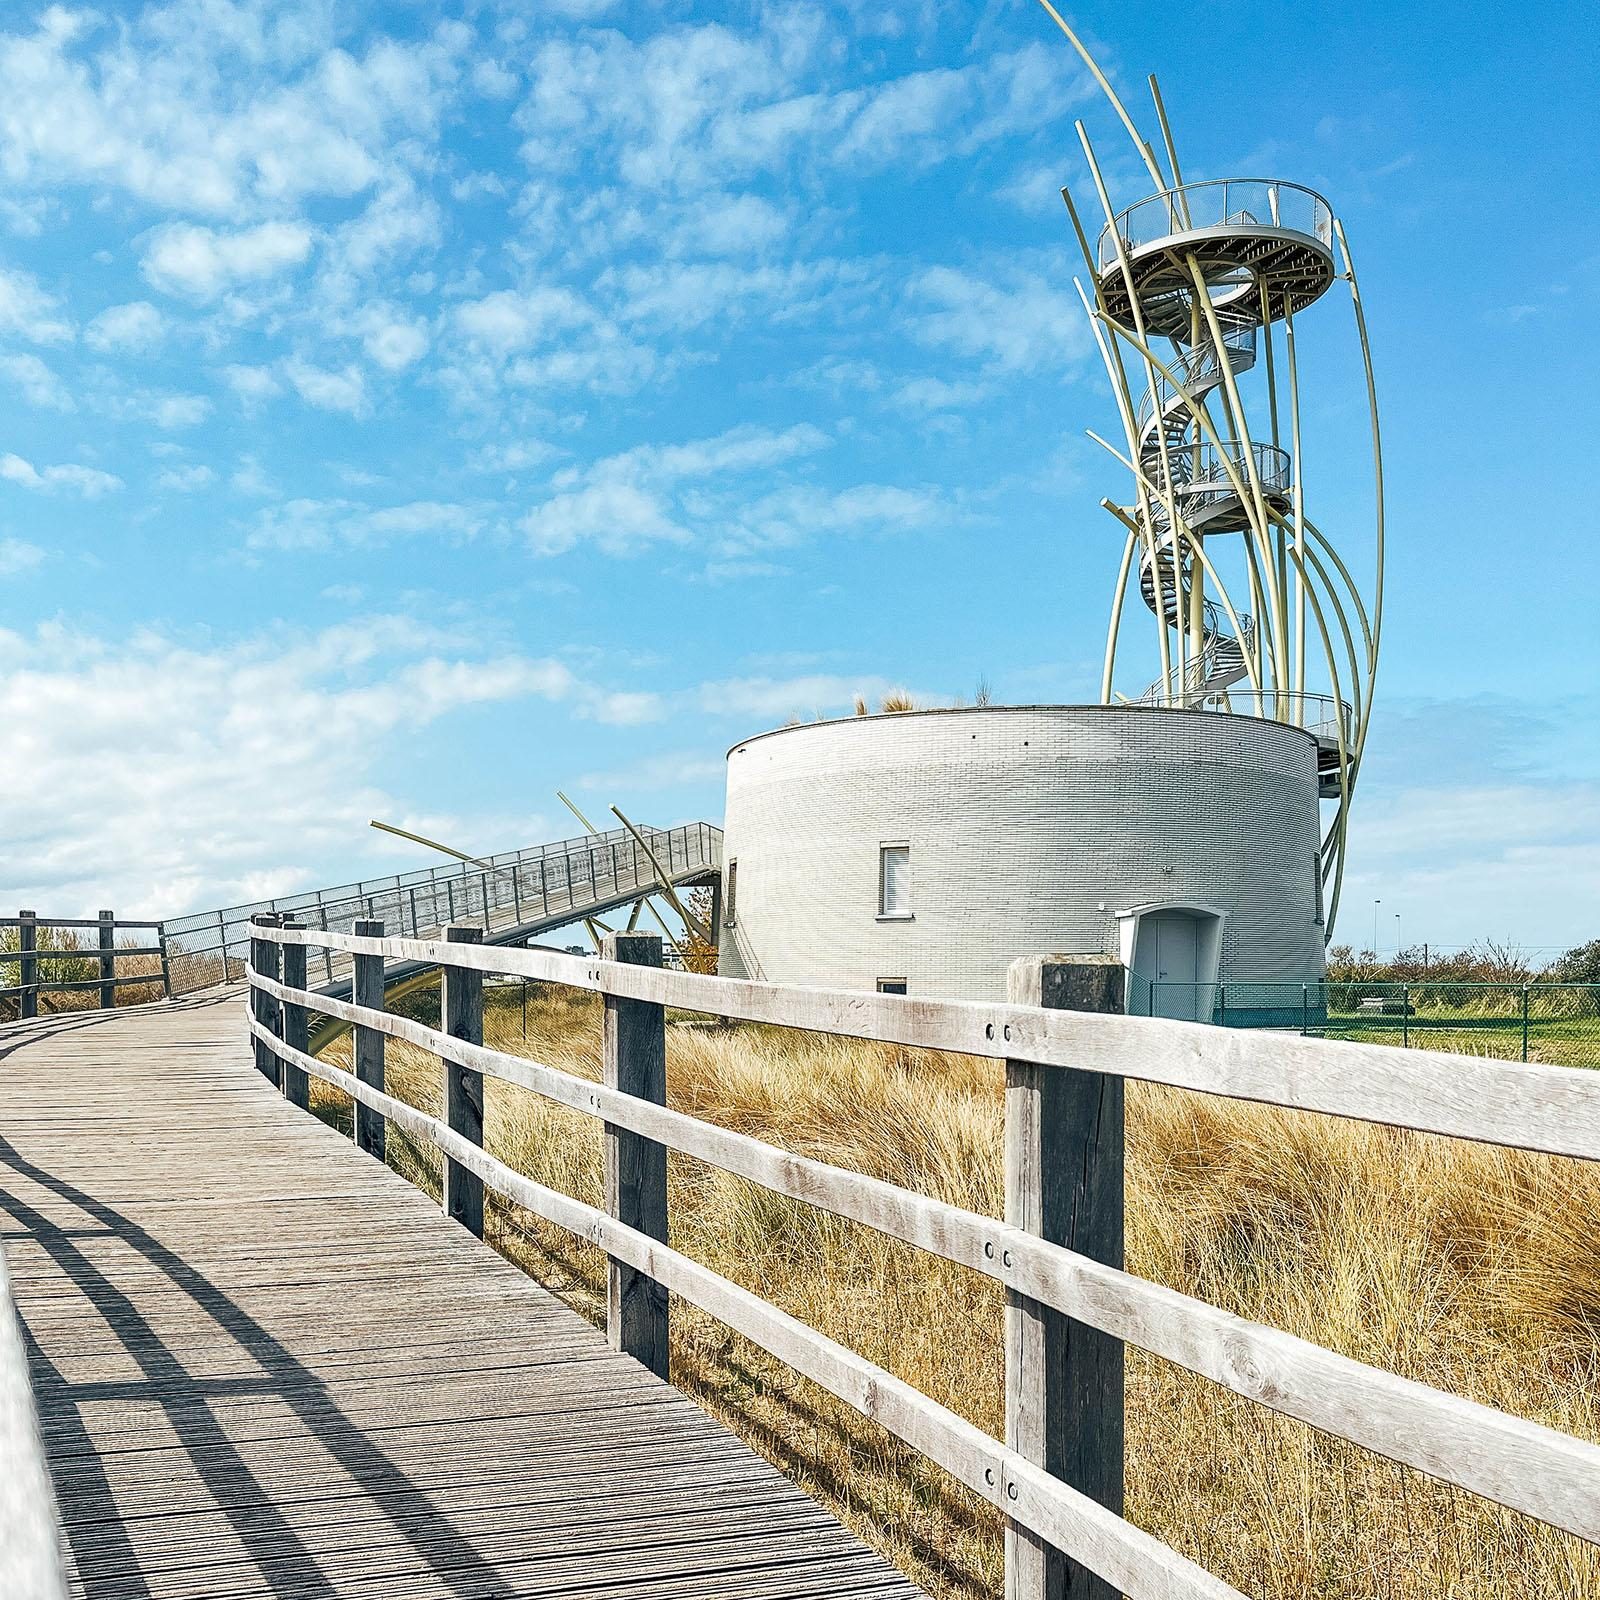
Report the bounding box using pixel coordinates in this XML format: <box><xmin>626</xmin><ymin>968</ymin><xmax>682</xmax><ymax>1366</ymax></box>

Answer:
<box><xmin>1373</xmin><ymin>898</ymin><xmax>1381</xmax><ymax>959</ymax></box>
<box><xmin>1394</xmin><ymin>912</ymin><xmax>1401</xmax><ymax>959</ymax></box>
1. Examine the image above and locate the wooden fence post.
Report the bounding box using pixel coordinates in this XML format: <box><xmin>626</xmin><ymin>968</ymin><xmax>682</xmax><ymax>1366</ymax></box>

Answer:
<box><xmin>603</xmin><ymin>930</ymin><xmax>669</xmax><ymax>1379</ymax></box>
<box><xmin>97</xmin><ymin>910</ymin><xmax>116</xmax><ymax>1011</ymax></box>
<box><xmin>1004</xmin><ymin>954</ymin><xmax>1126</xmax><ymax>1600</ymax></box>
<box><xmin>18</xmin><ymin>911</ymin><xmax>36</xmax><ymax>1021</ymax></box>
<box><xmin>279</xmin><ymin>917</ymin><xmax>309</xmax><ymax>1110</ymax></box>
<box><xmin>353</xmin><ymin>918</ymin><xmax>387</xmax><ymax>1161</ymax></box>
<box><xmin>442</xmin><ymin>925</ymin><xmax>484</xmax><ymax>1237</ymax></box>
<box><xmin>249</xmin><ymin>915</ymin><xmax>282</xmax><ymax>1087</ymax></box>
<box><xmin>156</xmin><ymin>923</ymin><xmax>173</xmax><ymax>999</ymax></box>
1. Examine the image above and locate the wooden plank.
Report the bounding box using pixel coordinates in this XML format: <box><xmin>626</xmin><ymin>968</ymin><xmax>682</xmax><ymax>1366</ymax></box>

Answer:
<box><xmin>253</xmin><ymin>967</ymin><xmax>1600</xmax><ymax>1541</ymax></box>
<box><xmin>0</xmin><ymin>918</ymin><xmax>162</xmax><ymax>931</ymax></box>
<box><xmin>256</xmin><ymin>1016</ymin><xmax>1240</xmax><ymax>1600</ymax></box>
<box><xmin>352</xmin><ymin>919</ymin><xmax>386</xmax><ymax>1162</ymax></box>
<box><xmin>1005</xmin><ymin>956</ymin><xmax>1125</xmax><ymax>1600</ymax></box>
<box><xmin>603</xmin><ymin>932</ymin><xmax>669</xmax><ymax>1380</ymax></box>
<box><xmin>263</xmin><ymin>923</ymin><xmax>1600</xmax><ymax>1161</ymax></box>
<box><xmin>442</xmin><ymin>924</ymin><xmax>484</xmax><ymax>1238</ymax></box>
<box><xmin>5</xmin><ymin>994</ymin><xmax>918</xmax><ymax>1600</ymax></box>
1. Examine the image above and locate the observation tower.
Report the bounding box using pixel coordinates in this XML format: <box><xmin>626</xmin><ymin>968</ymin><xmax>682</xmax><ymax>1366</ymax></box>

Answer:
<box><xmin>1046</xmin><ymin>5</ymin><xmax>1386</xmax><ymax>938</ymax></box>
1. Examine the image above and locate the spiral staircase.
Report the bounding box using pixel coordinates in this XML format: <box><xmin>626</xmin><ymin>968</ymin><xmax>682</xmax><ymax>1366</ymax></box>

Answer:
<box><xmin>1095</xmin><ymin>180</ymin><xmax>1357</xmax><ymax>803</ymax></box>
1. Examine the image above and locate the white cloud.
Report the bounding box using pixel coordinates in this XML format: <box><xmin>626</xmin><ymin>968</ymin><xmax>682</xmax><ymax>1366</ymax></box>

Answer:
<box><xmin>142</xmin><ymin>220</ymin><xmax>314</xmax><ymax>299</ymax></box>
<box><xmin>696</xmin><ymin>673</ymin><xmax>908</xmax><ymax>721</ymax></box>
<box><xmin>224</xmin><ymin>363</ymin><xmax>283</xmax><ymax>404</ymax></box>
<box><xmin>0</xmin><ymin>12</ymin><xmax>470</xmax><ymax>218</ymax></box>
<box><xmin>249</xmin><ymin>497</ymin><xmax>484</xmax><ymax>551</ymax></box>
<box><xmin>522</xmin><ymin>481</ymin><xmax>688</xmax><ymax>558</ymax></box>
<box><xmin>84</xmin><ymin>299</ymin><xmax>164</xmax><ymax>352</ymax></box>
<box><xmin>906</xmin><ymin>262</ymin><xmax>1089</xmax><ymax>372</ymax></box>
<box><xmin>284</xmin><ymin>357</ymin><xmax>367</xmax><ymax>415</ymax></box>
<box><xmin>0</xmin><ymin>536</ymin><xmax>45</xmax><ymax>575</ymax></box>
<box><xmin>157</xmin><ymin>463</ymin><xmax>215</xmax><ymax>492</ymax></box>
<box><xmin>355</xmin><ymin>304</ymin><xmax>429</xmax><ymax>370</ymax></box>
<box><xmin>0</xmin><ymin>351</ymin><xmax>73</xmax><ymax>410</ymax></box>
<box><xmin>0</xmin><ymin>264</ymin><xmax>71</xmax><ymax>342</ymax></box>
<box><xmin>516</xmin><ymin>29</ymin><xmax>1083</xmax><ymax>191</ymax></box>
<box><xmin>520</xmin><ymin>423</ymin><xmax>830</xmax><ymax>557</ymax></box>
<box><xmin>0</xmin><ymin>617</ymin><xmax>611</xmax><ymax>915</ymax></box>
<box><xmin>1342</xmin><ymin>784</ymin><xmax>1600</xmax><ymax>953</ymax></box>
<box><xmin>0</xmin><ymin>452</ymin><xmax>121</xmax><ymax>497</ymax></box>
<box><xmin>143</xmin><ymin>391</ymin><xmax>213</xmax><ymax>429</ymax></box>
<box><xmin>453</xmin><ymin>286</ymin><xmax>592</xmax><ymax>354</ymax></box>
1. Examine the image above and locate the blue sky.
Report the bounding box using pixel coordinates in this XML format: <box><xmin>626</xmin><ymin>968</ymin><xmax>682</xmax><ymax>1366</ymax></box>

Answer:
<box><xmin>0</xmin><ymin>0</ymin><xmax>1595</xmax><ymax>957</ymax></box>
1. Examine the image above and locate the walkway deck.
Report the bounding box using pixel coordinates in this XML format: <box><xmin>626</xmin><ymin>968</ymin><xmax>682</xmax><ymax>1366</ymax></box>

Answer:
<box><xmin>0</xmin><ymin>996</ymin><xmax>923</xmax><ymax>1600</ymax></box>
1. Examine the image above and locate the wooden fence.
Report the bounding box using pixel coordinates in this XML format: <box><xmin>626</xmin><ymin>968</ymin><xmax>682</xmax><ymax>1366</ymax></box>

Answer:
<box><xmin>1</xmin><ymin>911</ymin><xmax>169</xmax><ymax>1020</ymax></box>
<box><xmin>245</xmin><ymin>915</ymin><xmax>1600</xmax><ymax>1600</ymax></box>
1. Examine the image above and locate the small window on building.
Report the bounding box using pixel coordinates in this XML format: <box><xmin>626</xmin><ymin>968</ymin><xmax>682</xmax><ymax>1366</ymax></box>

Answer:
<box><xmin>877</xmin><ymin>978</ymin><xmax>908</xmax><ymax>996</ymax></box>
<box><xmin>725</xmin><ymin>859</ymin><xmax>738</xmax><ymax>925</ymax></box>
<box><xmin>879</xmin><ymin>842</ymin><xmax>911</xmax><ymax>918</ymax></box>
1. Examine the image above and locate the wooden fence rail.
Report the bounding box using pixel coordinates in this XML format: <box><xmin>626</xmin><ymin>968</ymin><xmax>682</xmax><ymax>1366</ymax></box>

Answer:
<box><xmin>0</xmin><ymin>910</ymin><xmax>170</xmax><ymax>1019</ymax></box>
<box><xmin>246</xmin><ymin>919</ymin><xmax>1600</xmax><ymax>1600</ymax></box>
<box><xmin>0</xmin><ymin>1241</ymin><xmax>70</xmax><ymax>1600</ymax></box>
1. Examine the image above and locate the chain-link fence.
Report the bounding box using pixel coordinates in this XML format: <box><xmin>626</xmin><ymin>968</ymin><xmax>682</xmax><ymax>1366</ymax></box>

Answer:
<box><xmin>159</xmin><ymin>823</ymin><xmax>723</xmax><ymax>997</ymax></box>
<box><xmin>1128</xmin><ymin>976</ymin><xmax>1600</xmax><ymax>1067</ymax></box>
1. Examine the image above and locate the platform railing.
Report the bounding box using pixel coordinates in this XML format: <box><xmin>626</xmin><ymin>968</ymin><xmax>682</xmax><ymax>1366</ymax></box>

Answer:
<box><xmin>1098</xmin><ymin>178</ymin><xmax>1335</xmax><ymax>269</ymax></box>
<box><xmin>248</xmin><ymin>923</ymin><xmax>1600</xmax><ymax>1600</ymax></box>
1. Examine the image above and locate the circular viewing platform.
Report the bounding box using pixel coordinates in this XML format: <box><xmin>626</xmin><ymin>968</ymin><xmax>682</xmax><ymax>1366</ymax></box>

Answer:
<box><xmin>1096</xmin><ymin>179</ymin><xmax>1337</xmax><ymax>339</ymax></box>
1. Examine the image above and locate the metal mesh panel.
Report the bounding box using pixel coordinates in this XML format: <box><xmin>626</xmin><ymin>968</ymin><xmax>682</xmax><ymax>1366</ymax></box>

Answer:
<box><xmin>1134</xmin><ymin>979</ymin><xmax>1600</xmax><ymax>1067</ymax></box>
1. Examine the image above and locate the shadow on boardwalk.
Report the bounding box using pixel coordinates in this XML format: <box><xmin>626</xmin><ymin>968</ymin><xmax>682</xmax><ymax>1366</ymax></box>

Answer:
<box><xmin>0</xmin><ymin>1132</ymin><xmax>511</xmax><ymax>1600</ymax></box>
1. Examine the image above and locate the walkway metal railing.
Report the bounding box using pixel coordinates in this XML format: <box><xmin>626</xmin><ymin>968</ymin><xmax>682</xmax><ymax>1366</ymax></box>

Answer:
<box><xmin>247</xmin><ymin>925</ymin><xmax>1600</xmax><ymax>1600</ymax></box>
<box><xmin>160</xmin><ymin>823</ymin><xmax>722</xmax><ymax>996</ymax></box>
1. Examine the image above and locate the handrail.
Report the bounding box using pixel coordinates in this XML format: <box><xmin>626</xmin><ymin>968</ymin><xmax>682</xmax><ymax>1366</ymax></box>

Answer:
<box><xmin>246</xmin><ymin>927</ymin><xmax>1600</xmax><ymax>1593</ymax></box>
<box><xmin>2</xmin><ymin>908</ymin><xmax>171</xmax><ymax>1021</ymax></box>
<box><xmin>157</xmin><ymin>822</ymin><xmax>723</xmax><ymax>997</ymax></box>
<box><xmin>261</xmin><ymin>924</ymin><xmax>1600</xmax><ymax>1158</ymax></box>
<box><xmin>1097</xmin><ymin>178</ymin><xmax>1335</xmax><ymax>269</ymax></box>
<box><xmin>0</xmin><ymin>1243</ymin><xmax>70</xmax><ymax>1600</ymax></box>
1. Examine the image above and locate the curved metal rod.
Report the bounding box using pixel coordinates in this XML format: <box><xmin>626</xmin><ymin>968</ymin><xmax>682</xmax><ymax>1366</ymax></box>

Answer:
<box><xmin>1334</xmin><ymin>218</ymin><xmax>1386</xmax><ymax>693</ymax></box>
<box><xmin>1031</xmin><ymin>0</ymin><xmax>1167</xmax><ymax>192</ymax></box>
<box><xmin>1071</xmin><ymin>199</ymin><xmax>1180</xmax><ymax>696</ymax></box>
<box><xmin>1101</xmin><ymin>521</ymin><xmax>1141</xmax><ymax>701</ymax></box>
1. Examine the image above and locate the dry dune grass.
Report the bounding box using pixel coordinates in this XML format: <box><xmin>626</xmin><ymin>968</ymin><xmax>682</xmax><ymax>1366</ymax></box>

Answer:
<box><xmin>313</xmin><ymin>983</ymin><xmax>1600</xmax><ymax>1600</ymax></box>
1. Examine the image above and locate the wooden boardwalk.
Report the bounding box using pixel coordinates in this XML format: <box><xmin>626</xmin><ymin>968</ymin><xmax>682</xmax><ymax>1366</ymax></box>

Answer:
<box><xmin>0</xmin><ymin>994</ymin><xmax>924</xmax><ymax>1600</ymax></box>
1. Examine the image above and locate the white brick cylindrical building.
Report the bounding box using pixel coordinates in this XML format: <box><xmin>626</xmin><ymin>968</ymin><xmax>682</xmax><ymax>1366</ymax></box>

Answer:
<box><xmin>716</xmin><ymin>705</ymin><xmax>1325</xmax><ymax>1017</ymax></box>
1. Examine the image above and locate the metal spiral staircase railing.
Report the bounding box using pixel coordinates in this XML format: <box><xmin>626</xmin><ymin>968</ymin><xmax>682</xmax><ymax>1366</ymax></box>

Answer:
<box><xmin>1132</xmin><ymin>310</ymin><xmax>1282</xmax><ymax>704</ymax></box>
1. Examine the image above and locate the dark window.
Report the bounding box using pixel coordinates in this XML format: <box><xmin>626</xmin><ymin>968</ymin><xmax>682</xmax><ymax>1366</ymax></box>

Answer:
<box><xmin>877</xmin><ymin>978</ymin><xmax>908</xmax><ymax>996</ymax></box>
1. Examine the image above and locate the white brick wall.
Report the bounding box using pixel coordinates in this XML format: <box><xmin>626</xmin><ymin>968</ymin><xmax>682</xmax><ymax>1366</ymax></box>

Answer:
<box><xmin>717</xmin><ymin>705</ymin><xmax>1325</xmax><ymax>1001</ymax></box>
